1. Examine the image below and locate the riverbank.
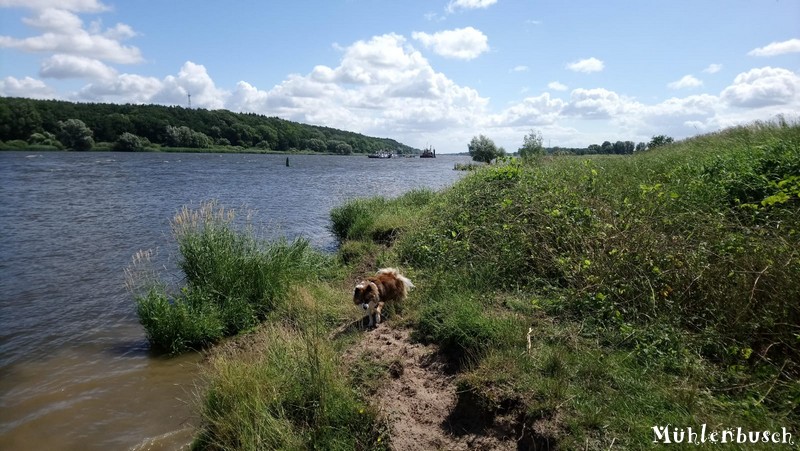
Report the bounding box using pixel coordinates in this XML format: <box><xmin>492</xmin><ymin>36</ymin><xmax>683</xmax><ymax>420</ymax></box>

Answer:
<box><xmin>144</xmin><ymin>120</ymin><xmax>798</xmax><ymax>449</ymax></box>
<box><xmin>0</xmin><ymin>142</ymin><xmax>350</xmax><ymax>155</ymax></box>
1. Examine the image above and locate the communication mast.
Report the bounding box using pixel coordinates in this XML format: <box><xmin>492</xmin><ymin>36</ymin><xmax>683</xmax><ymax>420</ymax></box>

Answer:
<box><xmin>187</xmin><ymin>92</ymin><xmax>192</xmax><ymax>109</ymax></box>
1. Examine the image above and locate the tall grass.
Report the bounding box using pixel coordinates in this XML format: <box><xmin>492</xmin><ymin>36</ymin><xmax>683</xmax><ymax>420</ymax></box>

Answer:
<box><xmin>194</xmin><ymin>325</ymin><xmax>387</xmax><ymax>450</ymax></box>
<box><xmin>329</xmin><ymin>189</ymin><xmax>436</xmax><ymax>244</ymax></box>
<box><xmin>397</xmin><ymin>121</ymin><xmax>800</xmax><ymax>371</ymax></box>
<box><xmin>128</xmin><ymin>201</ymin><xmax>331</xmax><ymax>354</ymax></box>
<box><xmin>387</xmin><ymin>121</ymin><xmax>800</xmax><ymax>441</ymax></box>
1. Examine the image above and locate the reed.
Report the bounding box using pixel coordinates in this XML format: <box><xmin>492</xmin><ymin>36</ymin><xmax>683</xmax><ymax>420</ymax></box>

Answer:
<box><xmin>128</xmin><ymin>200</ymin><xmax>331</xmax><ymax>354</ymax></box>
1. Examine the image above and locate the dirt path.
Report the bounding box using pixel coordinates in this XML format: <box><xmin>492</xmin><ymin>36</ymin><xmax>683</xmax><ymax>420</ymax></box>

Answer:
<box><xmin>343</xmin><ymin>323</ymin><xmax>519</xmax><ymax>451</ymax></box>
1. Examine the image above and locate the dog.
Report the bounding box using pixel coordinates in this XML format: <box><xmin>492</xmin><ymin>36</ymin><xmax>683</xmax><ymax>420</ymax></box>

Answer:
<box><xmin>353</xmin><ymin>268</ymin><xmax>414</xmax><ymax>327</ymax></box>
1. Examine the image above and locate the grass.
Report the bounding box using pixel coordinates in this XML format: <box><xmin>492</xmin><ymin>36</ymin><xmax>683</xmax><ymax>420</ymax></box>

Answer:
<box><xmin>129</xmin><ymin>119</ymin><xmax>800</xmax><ymax>449</ymax></box>
<box><xmin>329</xmin><ymin>188</ymin><xmax>436</xmax><ymax>245</ymax></box>
<box><xmin>127</xmin><ymin>201</ymin><xmax>331</xmax><ymax>354</ymax></box>
<box><xmin>396</xmin><ymin>120</ymin><xmax>800</xmax><ymax>371</ymax></box>
<box><xmin>128</xmin><ymin>201</ymin><xmax>389</xmax><ymax>450</ymax></box>
<box><xmin>343</xmin><ymin>119</ymin><xmax>799</xmax><ymax>447</ymax></box>
<box><xmin>194</xmin><ymin>324</ymin><xmax>388</xmax><ymax>451</ymax></box>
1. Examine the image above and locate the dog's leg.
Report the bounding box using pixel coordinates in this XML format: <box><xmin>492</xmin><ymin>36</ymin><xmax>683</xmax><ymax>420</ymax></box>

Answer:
<box><xmin>367</xmin><ymin>306</ymin><xmax>375</xmax><ymax>328</ymax></box>
<box><xmin>375</xmin><ymin>302</ymin><xmax>383</xmax><ymax>325</ymax></box>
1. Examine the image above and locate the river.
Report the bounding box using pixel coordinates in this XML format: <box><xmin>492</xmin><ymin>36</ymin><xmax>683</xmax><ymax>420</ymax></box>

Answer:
<box><xmin>0</xmin><ymin>151</ymin><xmax>470</xmax><ymax>450</ymax></box>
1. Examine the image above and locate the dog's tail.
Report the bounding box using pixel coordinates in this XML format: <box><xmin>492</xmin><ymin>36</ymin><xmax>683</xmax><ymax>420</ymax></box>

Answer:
<box><xmin>377</xmin><ymin>267</ymin><xmax>415</xmax><ymax>294</ymax></box>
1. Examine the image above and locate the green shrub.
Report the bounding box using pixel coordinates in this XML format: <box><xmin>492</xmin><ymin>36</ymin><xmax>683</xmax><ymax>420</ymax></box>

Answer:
<box><xmin>113</xmin><ymin>132</ymin><xmax>147</xmax><ymax>152</ymax></box>
<box><xmin>135</xmin><ymin>288</ymin><xmax>225</xmax><ymax>354</ymax></box>
<box><xmin>129</xmin><ymin>201</ymin><xmax>331</xmax><ymax>354</ymax></box>
<box><xmin>397</xmin><ymin>121</ymin><xmax>800</xmax><ymax>368</ymax></box>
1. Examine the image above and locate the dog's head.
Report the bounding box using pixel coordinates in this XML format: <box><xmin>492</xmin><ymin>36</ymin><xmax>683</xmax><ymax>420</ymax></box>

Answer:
<box><xmin>353</xmin><ymin>281</ymin><xmax>379</xmax><ymax>306</ymax></box>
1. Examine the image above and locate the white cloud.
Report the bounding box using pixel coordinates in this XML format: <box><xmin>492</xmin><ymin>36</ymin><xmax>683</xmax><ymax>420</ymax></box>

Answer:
<box><xmin>412</xmin><ymin>27</ymin><xmax>489</xmax><ymax>60</ymax></box>
<box><xmin>668</xmin><ymin>75</ymin><xmax>703</xmax><ymax>90</ymax></box>
<box><xmin>0</xmin><ymin>76</ymin><xmax>55</xmax><ymax>98</ymax></box>
<box><xmin>446</xmin><ymin>0</ymin><xmax>498</xmax><ymax>13</ymax></box>
<box><xmin>566</xmin><ymin>57</ymin><xmax>604</xmax><ymax>73</ymax></box>
<box><xmin>547</xmin><ymin>81</ymin><xmax>568</xmax><ymax>91</ymax></box>
<box><xmin>22</xmin><ymin>8</ymin><xmax>83</xmax><ymax>32</ymax></box>
<box><xmin>0</xmin><ymin>7</ymin><xmax>142</xmax><ymax>64</ymax></box>
<box><xmin>74</xmin><ymin>61</ymin><xmax>227</xmax><ymax>108</ymax></box>
<box><xmin>703</xmin><ymin>63</ymin><xmax>722</xmax><ymax>74</ymax></box>
<box><xmin>490</xmin><ymin>93</ymin><xmax>566</xmax><ymax>127</ymax></box>
<box><xmin>223</xmin><ymin>33</ymin><xmax>490</xmax><ymax>143</ymax></box>
<box><xmin>721</xmin><ymin>66</ymin><xmax>800</xmax><ymax>108</ymax></box>
<box><xmin>153</xmin><ymin>61</ymin><xmax>227</xmax><ymax>109</ymax></box>
<box><xmin>748</xmin><ymin>38</ymin><xmax>800</xmax><ymax>57</ymax></box>
<box><xmin>562</xmin><ymin>88</ymin><xmax>640</xmax><ymax>120</ymax></box>
<box><xmin>40</xmin><ymin>54</ymin><xmax>117</xmax><ymax>80</ymax></box>
<box><xmin>511</xmin><ymin>65</ymin><xmax>528</xmax><ymax>72</ymax></box>
<box><xmin>78</xmin><ymin>73</ymin><xmax>162</xmax><ymax>103</ymax></box>
<box><xmin>103</xmin><ymin>23</ymin><xmax>137</xmax><ymax>41</ymax></box>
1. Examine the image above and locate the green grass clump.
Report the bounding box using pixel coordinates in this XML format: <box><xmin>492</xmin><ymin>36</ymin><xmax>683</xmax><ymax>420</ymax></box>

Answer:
<box><xmin>413</xmin><ymin>274</ymin><xmax>526</xmax><ymax>360</ymax></box>
<box><xmin>135</xmin><ymin>288</ymin><xmax>225</xmax><ymax>355</ymax></box>
<box><xmin>128</xmin><ymin>201</ymin><xmax>331</xmax><ymax>354</ymax></box>
<box><xmin>194</xmin><ymin>325</ymin><xmax>387</xmax><ymax>451</ymax></box>
<box><xmin>329</xmin><ymin>189</ymin><xmax>436</xmax><ymax>244</ymax></box>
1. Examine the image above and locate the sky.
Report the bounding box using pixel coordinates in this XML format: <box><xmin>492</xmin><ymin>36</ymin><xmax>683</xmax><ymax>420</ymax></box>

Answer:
<box><xmin>1</xmin><ymin>0</ymin><xmax>799</xmax><ymax>152</ymax></box>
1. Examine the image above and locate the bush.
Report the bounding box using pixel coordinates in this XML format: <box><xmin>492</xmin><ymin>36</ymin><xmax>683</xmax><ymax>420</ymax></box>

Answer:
<box><xmin>113</xmin><ymin>132</ymin><xmax>147</xmax><ymax>152</ymax></box>
<box><xmin>28</xmin><ymin>131</ymin><xmax>61</xmax><ymax>148</ymax></box>
<box><xmin>128</xmin><ymin>201</ymin><xmax>331</xmax><ymax>354</ymax></box>
<box><xmin>397</xmin><ymin>121</ymin><xmax>800</xmax><ymax>368</ymax></box>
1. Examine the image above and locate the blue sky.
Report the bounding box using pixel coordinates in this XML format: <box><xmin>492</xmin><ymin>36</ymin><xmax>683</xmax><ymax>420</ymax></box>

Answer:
<box><xmin>1</xmin><ymin>0</ymin><xmax>799</xmax><ymax>151</ymax></box>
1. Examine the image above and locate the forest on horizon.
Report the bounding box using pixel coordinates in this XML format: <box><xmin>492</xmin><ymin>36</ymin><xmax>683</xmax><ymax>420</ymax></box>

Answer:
<box><xmin>0</xmin><ymin>97</ymin><xmax>418</xmax><ymax>154</ymax></box>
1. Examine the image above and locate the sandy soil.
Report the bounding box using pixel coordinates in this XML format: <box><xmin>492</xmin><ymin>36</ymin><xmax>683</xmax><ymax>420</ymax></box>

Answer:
<box><xmin>343</xmin><ymin>323</ymin><xmax>520</xmax><ymax>451</ymax></box>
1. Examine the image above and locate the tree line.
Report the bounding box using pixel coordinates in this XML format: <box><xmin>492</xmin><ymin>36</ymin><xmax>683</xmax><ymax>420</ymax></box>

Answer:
<box><xmin>468</xmin><ymin>130</ymin><xmax>675</xmax><ymax>163</ymax></box>
<box><xmin>0</xmin><ymin>97</ymin><xmax>416</xmax><ymax>154</ymax></box>
<box><xmin>553</xmin><ymin>134</ymin><xmax>674</xmax><ymax>156</ymax></box>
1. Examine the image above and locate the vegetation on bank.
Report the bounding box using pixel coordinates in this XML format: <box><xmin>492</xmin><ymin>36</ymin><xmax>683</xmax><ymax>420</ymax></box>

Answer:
<box><xmin>128</xmin><ymin>120</ymin><xmax>799</xmax><ymax>449</ymax></box>
<box><xmin>403</xmin><ymin>121</ymin><xmax>797</xmax><ymax>447</ymax></box>
<box><xmin>0</xmin><ymin>97</ymin><xmax>417</xmax><ymax>154</ymax></box>
<box><xmin>332</xmin><ymin>119</ymin><xmax>800</xmax><ymax>448</ymax></box>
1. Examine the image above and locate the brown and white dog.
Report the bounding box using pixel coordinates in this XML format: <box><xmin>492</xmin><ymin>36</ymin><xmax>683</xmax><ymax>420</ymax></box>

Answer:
<box><xmin>353</xmin><ymin>268</ymin><xmax>414</xmax><ymax>327</ymax></box>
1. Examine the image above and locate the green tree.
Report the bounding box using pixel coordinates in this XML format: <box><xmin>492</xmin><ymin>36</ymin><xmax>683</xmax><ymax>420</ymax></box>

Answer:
<box><xmin>333</xmin><ymin>141</ymin><xmax>353</xmax><ymax>155</ymax></box>
<box><xmin>28</xmin><ymin>131</ymin><xmax>61</xmax><ymax>148</ymax></box>
<box><xmin>165</xmin><ymin>125</ymin><xmax>211</xmax><ymax>148</ymax></box>
<box><xmin>649</xmin><ymin>135</ymin><xmax>674</xmax><ymax>149</ymax></box>
<box><xmin>518</xmin><ymin>129</ymin><xmax>545</xmax><ymax>160</ymax></box>
<box><xmin>57</xmin><ymin>119</ymin><xmax>94</xmax><ymax>151</ymax></box>
<box><xmin>113</xmin><ymin>132</ymin><xmax>146</xmax><ymax>152</ymax></box>
<box><xmin>305</xmin><ymin>138</ymin><xmax>327</xmax><ymax>153</ymax></box>
<box><xmin>468</xmin><ymin>135</ymin><xmax>504</xmax><ymax>163</ymax></box>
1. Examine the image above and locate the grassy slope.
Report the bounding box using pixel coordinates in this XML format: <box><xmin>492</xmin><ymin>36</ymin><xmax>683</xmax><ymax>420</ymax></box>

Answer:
<box><xmin>333</xmin><ymin>120</ymin><xmax>800</xmax><ymax>449</ymax></box>
<box><xmin>143</xmin><ymin>121</ymin><xmax>798</xmax><ymax>449</ymax></box>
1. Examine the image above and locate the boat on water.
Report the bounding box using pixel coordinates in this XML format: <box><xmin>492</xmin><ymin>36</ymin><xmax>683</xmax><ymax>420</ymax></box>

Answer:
<box><xmin>420</xmin><ymin>145</ymin><xmax>436</xmax><ymax>158</ymax></box>
<box><xmin>367</xmin><ymin>151</ymin><xmax>392</xmax><ymax>159</ymax></box>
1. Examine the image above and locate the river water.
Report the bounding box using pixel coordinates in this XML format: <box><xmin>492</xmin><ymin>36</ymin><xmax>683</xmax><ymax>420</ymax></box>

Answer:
<box><xmin>0</xmin><ymin>151</ymin><xmax>470</xmax><ymax>450</ymax></box>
